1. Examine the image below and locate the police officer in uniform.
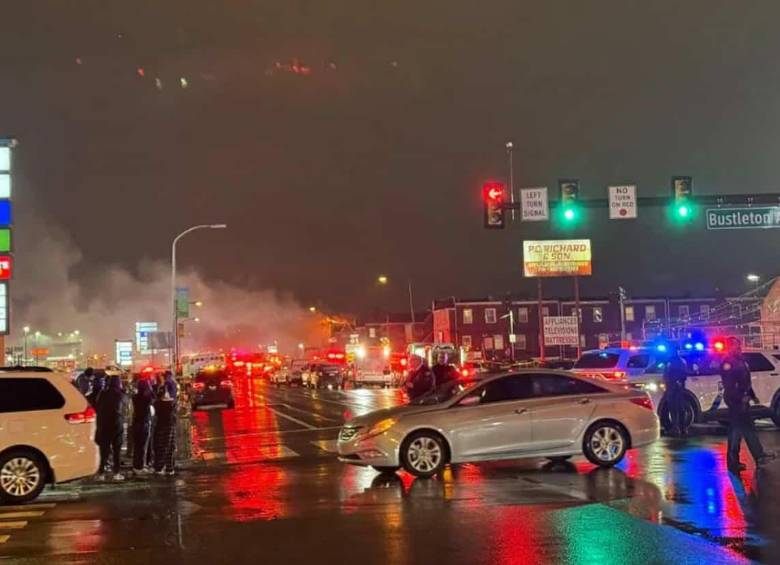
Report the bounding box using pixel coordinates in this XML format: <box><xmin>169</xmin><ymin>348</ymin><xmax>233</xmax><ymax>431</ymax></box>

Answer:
<box><xmin>721</xmin><ymin>337</ymin><xmax>775</xmax><ymax>472</ymax></box>
<box><xmin>662</xmin><ymin>345</ymin><xmax>689</xmax><ymax>436</ymax></box>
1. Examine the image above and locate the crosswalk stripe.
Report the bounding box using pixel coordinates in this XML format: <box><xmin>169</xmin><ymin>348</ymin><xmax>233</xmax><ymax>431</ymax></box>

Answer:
<box><xmin>0</xmin><ymin>521</ymin><xmax>27</xmax><ymax>529</ymax></box>
<box><xmin>0</xmin><ymin>535</ymin><xmax>9</xmax><ymax>544</ymax></box>
<box><xmin>0</xmin><ymin>511</ymin><xmax>44</xmax><ymax>519</ymax></box>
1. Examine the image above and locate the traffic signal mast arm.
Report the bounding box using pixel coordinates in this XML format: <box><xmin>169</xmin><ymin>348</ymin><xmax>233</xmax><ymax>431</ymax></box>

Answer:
<box><xmin>500</xmin><ymin>192</ymin><xmax>780</xmax><ymax>209</ymax></box>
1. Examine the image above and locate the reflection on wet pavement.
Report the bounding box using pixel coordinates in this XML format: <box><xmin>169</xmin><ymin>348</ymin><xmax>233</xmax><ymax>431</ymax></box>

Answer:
<box><xmin>4</xmin><ymin>381</ymin><xmax>780</xmax><ymax>563</ymax></box>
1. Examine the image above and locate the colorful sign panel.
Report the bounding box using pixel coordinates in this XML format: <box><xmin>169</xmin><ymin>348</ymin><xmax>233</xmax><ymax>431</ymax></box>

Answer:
<box><xmin>523</xmin><ymin>239</ymin><xmax>592</xmax><ymax>277</ymax></box>
<box><xmin>0</xmin><ymin>255</ymin><xmax>11</xmax><ymax>280</ymax></box>
<box><xmin>0</xmin><ymin>281</ymin><xmax>7</xmax><ymax>334</ymax></box>
<box><xmin>176</xmin><ymin>287</ymin><xmax>190</xmax><ymax>318</ymax></box>
<box><xmin>0</xmin><ymin>229</ymin><xmax>10</xmax><ymax>252</ymax></box>
<box><xmin>135</xmin><ymin>321</ymin><xmax>158</xmax><ymax>353</ymax></box>
<box><xmin>115</xmin><ymin>340</ymin><xmax>133</xmax><ymax>367</ymax></box>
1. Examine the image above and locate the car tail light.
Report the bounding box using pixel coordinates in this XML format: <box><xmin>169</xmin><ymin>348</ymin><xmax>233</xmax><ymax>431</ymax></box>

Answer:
<box><xmin>220</xmin><ymin>380</ymin><xmax>233</xmax><ymax>387</ymax></box>
<box><xmin>601</xmin><ymin>371</ymin><xmax>626</xmax><ymax>381</ymax></box>
<box><xmin>630</xmin><ymin>396</ymin><xmax>654</xmax><ymax>410</ymax></box>
<box><xmin>193</xmin><ymin>382</ymin><xmax>205</xmax><ymax>391</ymax></box>
<box><xmin>65</xmin><ymin>406</ymin><xmax>96</xmax><ymax>424</ymax></box>
<box><xmin>460</xmin><ymin>369</ymin><xmax>470</xmax><ymax>377</ymax></box>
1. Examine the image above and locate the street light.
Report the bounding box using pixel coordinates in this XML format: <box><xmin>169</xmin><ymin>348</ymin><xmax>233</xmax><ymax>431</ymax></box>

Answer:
<box><xmin>747</xmin><ymin>273</ymin><xmax>760</xmax><ymax>283</ymax></box>
<box><xmin>376</xmin><ymin>274</ymin><xmax>416</xmax><ymax>324</ymax></box>
<box><xmin>171</xmin><ymin>224</ymin><xmax>227</xmax><ymax>374</ymax></box>
<box><xmin>308</xmin><ymin>306</ymin><xmax>317</xmax><ymax>313</ymax></box>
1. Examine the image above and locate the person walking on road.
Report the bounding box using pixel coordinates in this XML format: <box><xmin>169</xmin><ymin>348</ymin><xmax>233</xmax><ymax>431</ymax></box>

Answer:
<box><xmin>131</xmin><ymin>375</ymin><xmax>156</xmax><ymax>476</ymax></box>
<box><xmin>95</xmin><ymin>374</ymin><xmax>127</xmax><ymax>481</ymax></box>
<box><xmin>153</xmin><ymin>371</ymin><xmax>178</xmax><ymax>476</ymax></box>
<box><xmin>662</xmin><ymin>346</ymin><xmax>689</xmax><ymax>436</ymax></box>
<box><xmin>722</xmin><ymin>337</ymin><xmax>775</xmax><ymax>472</ymax></box>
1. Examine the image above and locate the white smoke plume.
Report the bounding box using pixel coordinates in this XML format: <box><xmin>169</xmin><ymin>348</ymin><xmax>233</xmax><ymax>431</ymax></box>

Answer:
<box><xmin>12</xmin><ymin>217</ymin><xmax>324</xmax><ymax>359</ymax></box>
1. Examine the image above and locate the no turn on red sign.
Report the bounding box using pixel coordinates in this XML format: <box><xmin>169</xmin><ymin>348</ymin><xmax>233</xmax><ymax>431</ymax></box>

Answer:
<box><xmin>608</xmin><ymin>185</ymin><xmax>637</xmax><ymax>219</ymax></box>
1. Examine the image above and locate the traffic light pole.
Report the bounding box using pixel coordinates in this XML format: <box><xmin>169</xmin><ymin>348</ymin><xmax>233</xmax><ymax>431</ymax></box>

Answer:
<box><xmin>537</xmin><ymin>278</ymin><xmax>545</xmax><ymax>362</ymax></box>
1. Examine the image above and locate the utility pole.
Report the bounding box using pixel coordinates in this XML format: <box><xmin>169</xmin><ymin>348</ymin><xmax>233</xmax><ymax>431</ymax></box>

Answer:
<box><xmin>506</xmin><ymin>141</ymin><xmax>515</xmax><ymax>221</ymax></box>
<box><xmin>574</xmin><ymin>276</ymin><xmax>582</xmax><ymax>358</ymax></box>
<box><xmin>619</xmin><ymin>286</ymin><xmax>627</xmax><ymax>343</ymax></box>
<box><xmin>537</xmin><ymin>279</ymin><xmax>545</xmax><ymax>361</ymax></box>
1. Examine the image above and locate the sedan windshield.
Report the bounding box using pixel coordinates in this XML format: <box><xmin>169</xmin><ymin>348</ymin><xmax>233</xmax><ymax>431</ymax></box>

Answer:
<box><xmin>410</xmin><ymin>379</ymin><xmax>477</xmax><ymax>405</ymax></box>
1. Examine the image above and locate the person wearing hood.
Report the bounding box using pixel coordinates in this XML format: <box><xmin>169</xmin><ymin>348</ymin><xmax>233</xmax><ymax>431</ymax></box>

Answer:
<box><xmin>153</xmin><ymin>371</ymin><xmax>179</xmax><ymax>476</ymax></box>
<box><xmin>87</xmin><ymin>370</ymin><xmax>107</xmax><ymax>407</ymax></box>
<box><xmin>131</xmin><ymin>376</ymin><xmax>156</xmax><ymax>476</ymax></box>
<box><xmin>75</xmin><ymin>367</ymin><xmax>94</xmax><ymax>397</ymax></box>
<box><xmin>95</xmin><ymin>374</ymin><xmax>127</xmax><ymax>481</ymax></box>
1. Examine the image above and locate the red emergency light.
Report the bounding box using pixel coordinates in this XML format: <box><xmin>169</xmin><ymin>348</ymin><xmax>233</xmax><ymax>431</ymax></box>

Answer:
<box><xmin>0</xmin><ymin>255</ymin><xmax>12</xmax><ymax>281</ymax></box>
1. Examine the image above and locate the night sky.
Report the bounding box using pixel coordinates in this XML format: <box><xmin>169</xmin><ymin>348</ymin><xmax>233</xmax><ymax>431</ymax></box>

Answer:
<box><xmin>5</xmin><ymin>1</ymin><xmax>780</xmax><ymax>319</ymax></box>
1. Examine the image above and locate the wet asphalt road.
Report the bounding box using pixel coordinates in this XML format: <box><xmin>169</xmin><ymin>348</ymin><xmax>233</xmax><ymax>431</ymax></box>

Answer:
<box><xmin>3</xmin><ymin>379</ymin><xmax>780</xmax><ymax>564</ymax></box>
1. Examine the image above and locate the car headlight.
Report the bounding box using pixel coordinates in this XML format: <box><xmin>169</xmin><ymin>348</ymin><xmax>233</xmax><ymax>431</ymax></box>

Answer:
<box><xmin>637</xmin><ymin>381</ymin><xmax>665</xmax><ymax>393</ymax></box>
<box><xmin>364</xmin><ymin>418</ymin><xmax>396</xmax><ymax>438</ymax></box>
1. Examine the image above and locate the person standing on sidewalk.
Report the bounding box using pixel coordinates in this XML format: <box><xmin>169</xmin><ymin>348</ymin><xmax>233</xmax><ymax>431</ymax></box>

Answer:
<box><xmin>153</xmin><ymin>371</ymin><xmax>178</xmax><ymax>476</ymax></box>
<box><xmin>722</xmin><ymin>337</ymin><xmax>775</xmax><ymax>472</ymax></box>
<box><xmin>95</xmin><ymin>374</ymin><xmax>127</xmax><ymax>481</ymax></box>
<box><xmin>131</xmin><ymin>375</ymin><xmax>156</xmax><ymax>476</ymax></box>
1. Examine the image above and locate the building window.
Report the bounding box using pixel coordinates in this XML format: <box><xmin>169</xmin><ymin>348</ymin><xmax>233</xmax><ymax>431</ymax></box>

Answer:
<box><xmin>598</xmin><ymin>333</ymin><xmax>609</xmax><ymax>348</ymax></box>
<box><xmin>515</xmin><ymin>334</ymin><xmax>527</xmax><ymax>350</ymax></box>
<box><xmin>485</xmin><ymin>308</ymin><xmax>497</xmax><ymax>324</ymax></box>
<box><xmin>626</xmin><ymin>332</ymin><xmax>633</xmax><ymax>341</ymax></box>
<box><xmin>494</xmin><ymin>335</ymin><xmax>504</xmax><ymax>351</ymax></box>
<box><xmin>700</xmin><ymin>304</ymin><xmax>710</xmax><ymax>319</ymax></box>
<box><xmin>462</xmin><ymin>335</ymin><xmax>472</xmax><ymax>348</ymax></box>
<box><xmin>436</xmin><ymin>331</ymin><xmax>444</xmax><ymax>343</ymax></box>
<box><xmin>517</xmin><ymin>307</ymin><xmax>529</xmax><ymax>324</ymax></box>
<box><xmin>625</xmin><ymin>306</ymin><xmax>635</xmax><ymax>322</ymax></box>
<box><xmin>463</xmin><ymin>308</ymin><xmax>473</xmax><ymax>325</ymax></box>
<box><xmin>580</xmin><ymin>334</ymin><xmax>587</xmax><ymax>348</ymax></box>
<box><xmin>678</xmin><ymin>305</ymin><xmax>690</xmax><ymax>319</ymax></box>
<box><xmin>645</xmin><ymin>305</ymin><xmax>656</xmax><ymax>321</ymax></box>
<box><xmin>368</xmin><ymin>327</ymin><xmax>376</xmax><ymax>338</ymax></box>
<box><xmin>483</xmin><ymin>336</ymin><xmax>494</xmax><ymax>350</ymax></box>
<box><xmin>593</xmin><ymin>307</ymin><xmax>603</xmax><ymax>324</ymax></box>
<box><xmin>542</xmin><ymin>306</ymin><xmax>550</xmax><ymax>317</ymax></box>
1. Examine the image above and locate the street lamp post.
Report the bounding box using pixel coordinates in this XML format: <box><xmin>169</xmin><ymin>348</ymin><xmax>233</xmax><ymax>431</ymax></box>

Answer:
<box><xmin>377</xmin><ymin>275</ymin><xmax>416</xmax><ymax>325</ymax></box>
<box><xmin>22</xmin><ymin>326</ymin><xmax>29</xmax><ymax>366</ymax></box>
<box><xmin>171</xmin><ymin>224</ymin><xmax>226</xmax><ymax>374</ymax></box>
<box><xmin>747</xmin><ymin>273</ymin><xmax>761</xmax><ymax>291</ymax></box>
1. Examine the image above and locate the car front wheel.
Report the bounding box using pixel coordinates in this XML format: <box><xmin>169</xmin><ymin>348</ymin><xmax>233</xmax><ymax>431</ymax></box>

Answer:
<box><xmin>401</xmin><ymin>432</ymin><xmax>447</xmax><ymax>478</ymax></box>
<box><xmin>583</xmin><ymin>422</ymin><xmax>628</xmax><ymax>467</ymax></box>
<box><xmin>0</xmin><ymin>450</ymin><xmax>47</xmax><ymax>504</ymax></box>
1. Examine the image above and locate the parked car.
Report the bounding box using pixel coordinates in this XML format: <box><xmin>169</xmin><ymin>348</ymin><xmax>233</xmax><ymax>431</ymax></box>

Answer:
<box><xmin>271</xmin><ymin>359</ymin><xmax>306</xmax><ymax>386</ymax></box>
<box><xmin>338</xmin><ymin>369</ymin><xmax>659</xmax><ymax>477</ymax></box>
<box><xmin>0</xmin><ymin>368</ymin><xmax>100</xmax><ymax>503</ymax></box>
<box><xmin>191</xmin><ymin>370</ymin><xmax>235</xmax><ymax>410</ymax></box>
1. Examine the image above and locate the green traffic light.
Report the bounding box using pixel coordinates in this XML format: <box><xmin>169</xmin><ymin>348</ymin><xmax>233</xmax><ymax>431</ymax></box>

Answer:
<box><xmin>564</xmin><ymin>208</ymin><xmax>576</xmax><ymax>221</ymax></box>
<box><xmin>677</xmin><ymin>205</ymin><xmax>690</xmax><ymax>218</ymax></box>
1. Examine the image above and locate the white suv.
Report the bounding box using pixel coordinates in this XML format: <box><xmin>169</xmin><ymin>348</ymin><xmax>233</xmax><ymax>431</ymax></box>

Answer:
<box><xmin>633</xmin><ymin>349</ymin><xmax>780</xmax><ymax>429</ymax></box>
<box><xmin>0</xmin><ymin>368</ymin><xmax>100</xmax><ymax>503</ymax></box>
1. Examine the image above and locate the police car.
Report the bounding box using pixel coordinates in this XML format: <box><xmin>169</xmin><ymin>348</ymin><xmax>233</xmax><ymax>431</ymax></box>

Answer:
<box><xmin>631</xmin><ymin>343</ymin><xmax>780</xmax><ymax>430</ymax></box>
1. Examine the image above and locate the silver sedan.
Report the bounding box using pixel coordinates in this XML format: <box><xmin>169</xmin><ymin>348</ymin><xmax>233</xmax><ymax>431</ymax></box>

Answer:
<box><xmin>337</xmin><ymin>369</ymin><xmax>659</xmax><ymax>477</ymax></box>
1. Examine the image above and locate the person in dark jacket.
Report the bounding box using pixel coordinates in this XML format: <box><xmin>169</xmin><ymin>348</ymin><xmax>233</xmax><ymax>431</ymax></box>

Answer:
<box><xmin>153</xmin><ymin>371</ymin><xmax>178</xmax><ymax>476</ymax></box>
<box><xmin>662</xmin><ymin>347</ymin><xmax>689</xmax><ymax>436</ymax></box>
<box><xmin>404</xmin><ymin>359</ymin><xmax>434</xmax><ymax>401</ymax></box>
<box><xmin>95</xmin><ymin>374</ymin><xmax>126</xmax><ymax>481</ymax></box>
<box><xmin>86</xmin><ymin>370</ymin><xmax>107</xmax><ymax>407</ymax></box>
<box><xmin>131</xmin><ymin>376</ymin><xmax>156</xmax><ymax>475</ymax></box>
<box><xmin>722</xmin><ymin>337</ymin><xmax>775</xmax><ymax>472</ymax></box>
<box><xmin>431</xmin><ymin>352</ymin><xmax>458</xmax><ymax>388</ymax></box>
<box><xmin>75</xmin><ymin>367</ymin><xmax>94</xmax><ymax>396</ymax></box>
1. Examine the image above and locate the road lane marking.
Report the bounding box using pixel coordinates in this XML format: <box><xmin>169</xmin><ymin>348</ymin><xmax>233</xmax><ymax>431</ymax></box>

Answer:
<box><xmin>0</xmin><ymin>511</ymin><xmax>45</xmax><ymax>519</ymax></box>
<box><xmin>0</xmin><ymin>535</ymin><xmax>9</xmax><ymax>544</ymax></box>
<box><xmin>267</xmin><ymin>407</ymin><xmax>317</xmax><ymax>429</ymax></box>
<box><xmin>0</xmin><ymin>521</ymin><xmax>27</xmax><ymax>529</ymax></box>
<box><xmin>198</xmin><ymin>426</ymin><xmax>341</xmax><ymax>443</ymax></box>
<box><xmin>266</xmin><ymin>402</ymin><xmax>341</xmax><ymax>422</ymax></box>
<box><xmin>0</xmin><ymin>503</ymin><xmax>55</xmax><ymax>512</ymax></box>
<box><xmin>202</xmin><ymin>445</ymin><xmax>299</xmax><ymax>462</ymax></box>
